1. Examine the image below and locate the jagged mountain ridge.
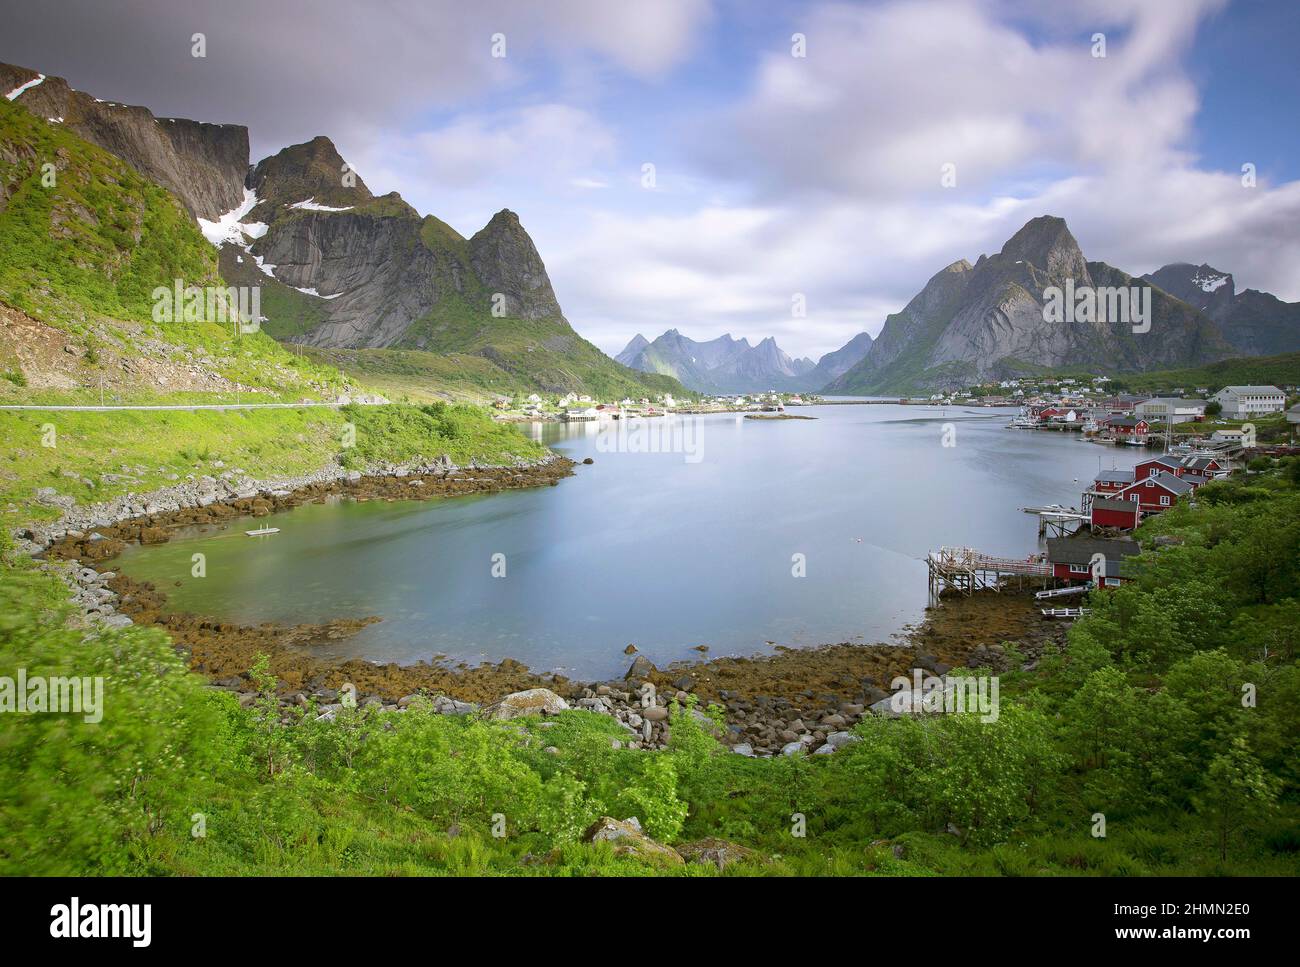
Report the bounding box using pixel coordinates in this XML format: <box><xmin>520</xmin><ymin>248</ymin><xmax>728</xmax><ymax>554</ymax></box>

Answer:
<box><xmin>1</xmin><ymin>60</ymin><xmax>683</xmax><ymax>398</ymax></box>
<box><xmin>829</xmin><ymin>216</ymin><xmax>1238</xmax><ymax>394</ymax></box>
<box><xmin>0</xmin><ymin>62</ymin><xmax>247</xmax><ymax>220</ymax></box>
<box><xmin>618</xmin><ymin>328</ymin><xmax>869</xmax><ymax>393</ymax></box>
<box><xmin>1142</xmin><ymin>262</ymin><xmax>1300</xmax><ymax>358</ymax></box>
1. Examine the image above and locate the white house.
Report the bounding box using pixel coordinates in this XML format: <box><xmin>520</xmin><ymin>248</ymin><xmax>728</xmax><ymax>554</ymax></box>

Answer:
<box><xmin>1211</xmin><ymin>385</ymin><xmax>1285</xmax><ymax>419</ymax></box>
<box><xmin>1134</xmin><ymin>398</ymin><xmax>1207</xmax><ymax>424</ymax></box>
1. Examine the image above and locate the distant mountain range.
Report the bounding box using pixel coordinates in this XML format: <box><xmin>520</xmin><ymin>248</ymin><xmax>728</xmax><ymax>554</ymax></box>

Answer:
<box><xmin>615</xmin><ymin>329</ymin><xmax>871</xmax><ymax>394</ymax></box>
<box><xmin>828</xmin><ymin>216</ymin><xmax>1300</xmax><ymax>394</ymax></box>
<box><xmin>0</xmin><ymin>60</ymin><xmax>686</xmax><ymax>401</ymax></box>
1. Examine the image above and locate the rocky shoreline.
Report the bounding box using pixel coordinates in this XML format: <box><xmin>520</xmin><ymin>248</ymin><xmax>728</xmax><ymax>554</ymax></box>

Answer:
<box><xmin>25</xmin><ymin>450</ymin><xmax>1067</xmax><ymax>758</ymax></box>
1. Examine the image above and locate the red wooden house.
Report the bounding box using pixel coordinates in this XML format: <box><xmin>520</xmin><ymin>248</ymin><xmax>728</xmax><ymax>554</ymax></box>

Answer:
<box><xmin>1115</xmin><ymin>470</ymin><xmax>1195</xmax><ymax>512</ymax></box>
<box><xmin>1107</xmin><ymin>416</ymin><xmax>1151</xmax><ymax>442</ymax></box>
<box><xmin>1045</xmin><ymin>537</ymin><xmax>1141</xmax><ymax>586</ymax></box>
<box><xmin>1091</xmin><ymin>497</ymin><xmax>1142</xmax><ymax>531</ymax></box>
<box><xmin>1134</xmin><ymin>454</ymin><xmax>1185</xmax><ymax>480</ymax></box>
<box><xmin>1093</xmin><ymin>469</ymin><xmax>1136</xmax><ymax>493</ymax></box>
<box><xmin>1180</xmin><ymin>455</ymin><xmax>1228</xmax><ymax>480</ymax></box>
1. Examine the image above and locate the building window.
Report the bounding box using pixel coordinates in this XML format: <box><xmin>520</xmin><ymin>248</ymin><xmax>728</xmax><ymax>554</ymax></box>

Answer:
<box><xmin>1069</xmin><ymin>564</ymin><xmax>1089</xmax><ymax>574</ymax></box>
<box><xmin>1160</xmin><ymin>496</ymin><xmax>1170</xmax><ymax>506</ymax></box>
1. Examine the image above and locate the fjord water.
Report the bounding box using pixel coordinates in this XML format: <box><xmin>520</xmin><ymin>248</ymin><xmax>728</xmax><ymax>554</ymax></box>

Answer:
<box><xmin>115</xmin><ymin>405</ymin><xmax>1143</xmax><ymax>680</ymax></box>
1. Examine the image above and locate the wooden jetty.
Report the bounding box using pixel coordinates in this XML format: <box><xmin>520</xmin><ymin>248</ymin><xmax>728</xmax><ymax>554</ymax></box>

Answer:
<box><xmin>1021</xmin><ymin>504</ymin><xmax>1089</xmax><ymax>538</ymax></box>
<box><xmin>926</xmin><ymin>546</ymin><xmax>1053</xmax><ymax>596</ymax></box>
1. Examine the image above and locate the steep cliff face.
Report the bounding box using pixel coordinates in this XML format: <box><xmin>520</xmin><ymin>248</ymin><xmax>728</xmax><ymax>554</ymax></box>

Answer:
<box><xmin>467</xmin><ymin>210</ymin><xmax>565</xmax><ymax>321</ymax></box>
<box><xmin>829</xmin><ymin>216</ymin><xmax>1237</xmax><ymax>393</ymax></box>
<box><xmin>1143</xmin><ymin>262</ymin><xmax>1300</xmax><ymax>357</ymax></box>
<box><xmin>1</xmin><ymin>61</ymin><xmax>248</xmax><ymax>220</ymax></box>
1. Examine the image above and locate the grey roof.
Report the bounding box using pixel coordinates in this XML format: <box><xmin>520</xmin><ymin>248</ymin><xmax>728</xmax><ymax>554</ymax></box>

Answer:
<box><xmin>1183</xmin><ymin>457</ymin><xmax>1221</xmax><ymax>471</ymax></box>
<box><xmin>1218</xmin><ymin>385</ymin><xmax>1284</xmax><ymax>395</ymax></box>
<box><xmin>1125</xmin><ymin>470</ymin><xmax>1194</xmax><ymax>495</ymax></box>
<box><xmin>1096</xmin><ymin>469</ymin><xmax>1136</xmax><ymax>483</ymax></box>
<box><xmin>1046</xmin><ymin>537</ymin><xmax>1142</xmax><ymax>569</ymax></box>
<box><xmin>1108</xmin><ymin>416</ymin><xmax>1148</xmax><ymax>428</ymax></box>
<box><xmin>1140</xmin><ymin>454</ymin><xmax>1184</xmax><ymax>469</ymax></box>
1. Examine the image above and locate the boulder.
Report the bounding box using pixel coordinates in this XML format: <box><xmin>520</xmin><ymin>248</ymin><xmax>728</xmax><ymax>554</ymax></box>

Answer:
<box><xmin>482</xmin><ymin>687</ymin><xmax>569</xmax><ymax>720</ymax></box>
<box><xmin>675</xmin><ymin>838</ymin><xmax>755</xmax><ymax>870</ymax></box>
<box><xmin>625</xmin><ymin>655</ymin><xmax>657</xmax><ymax>681</ymax></box>
<box><xmin>584</xmin><ymin>817</ymin><xmax>683</xmax><ymax>867</ymax></box>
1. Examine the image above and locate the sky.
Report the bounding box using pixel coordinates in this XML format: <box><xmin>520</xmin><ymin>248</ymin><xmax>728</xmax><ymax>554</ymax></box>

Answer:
<box><xmin>2</xmin><ymin>0</ymin><xmax>1299</xmax><ymax>360</ymax></box>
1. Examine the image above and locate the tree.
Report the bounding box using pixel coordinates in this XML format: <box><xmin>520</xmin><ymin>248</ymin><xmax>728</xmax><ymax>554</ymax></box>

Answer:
<box><xmin>1205</xmin><ymin>400</ymin><xmax>1222</xmax><ymax>417</ymax></box>
<box><xmin>1193</xmin><ymin>736</ymin><xmax>1279</xmax><ymax>862</ymax></box>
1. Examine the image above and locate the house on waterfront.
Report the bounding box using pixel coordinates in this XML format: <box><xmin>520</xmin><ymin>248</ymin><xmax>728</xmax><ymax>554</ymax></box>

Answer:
<box><xmin>1090</xmin><ymin>497</ymin><xmax>1142</xmax><ymax>531</ymax></box>
<box><xmin>1134</xmin><ymin>454</ymin><xmax>1186</xmax><ymax>480</ymax></box>
<box><xmin>1106</xmin><ymin>416</ymin><xmax>1152</xmax><ymax>443</ymax></box>
<box><xmin>1134</xmin><ymin>398</ymin><xmax>1207</xmax><ymax>424</ymax></box>
<box><xmin>1045</xmin><ymin>537</ymin><xmax>1142</xmax><ymax>586</ymax></box>
<box><xmin>1094</xmin><ymin>468</ymin><xmax>1137</xmax><ymax>493</ymax></box>
<box><xmin>1115</xmin><ymin>470</ymin><xmax>1196</xmax><ymax>512</ymax></box>
<box><xmin>1211</xmin><ymin>385</ymin><xmax>1285</xmax><ymax>419</ymax></box>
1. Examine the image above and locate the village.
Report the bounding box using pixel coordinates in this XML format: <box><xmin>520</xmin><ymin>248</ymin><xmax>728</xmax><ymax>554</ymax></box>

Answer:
<box><xmin>487</xmin><ymin>389</ymin><xmax>818</xmax><ymax>423</ymax></box>
<box><xmin>930</xmin><ymin>381</ymin><xmax>1300</xmax><ymax>619</ymax></box>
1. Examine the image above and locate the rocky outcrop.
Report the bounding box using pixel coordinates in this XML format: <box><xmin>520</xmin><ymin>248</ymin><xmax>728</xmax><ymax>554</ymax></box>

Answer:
<box><xmin>1</xmin><ymin>61</ymin><xmax>248</xmax><ymax>219</ymax></box>
<box><xmin>583</xmin><ymin>817</ymin><xmax>683</xmax><ymax>866</ymax></box>
<box><xmin>829</xmin><ymin>216</ymin><xmax>1238</xmax><ymax>393</ymax></box>
<box><xmin>483</xmin><ymin>687</ymin><xmax>570</xmax><ymax>720</ymax></box>
<box><xmin>468</xmin><ymin>210</ymin><xmax>566</xmax><ymax>320</ymax></box>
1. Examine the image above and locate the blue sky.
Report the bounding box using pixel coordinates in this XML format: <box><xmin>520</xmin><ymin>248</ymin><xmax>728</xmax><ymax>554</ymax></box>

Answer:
<box><xmin>2</xmin><ymin>0</ymin><xmax>1298</xmax><ymax>359</ymax></box>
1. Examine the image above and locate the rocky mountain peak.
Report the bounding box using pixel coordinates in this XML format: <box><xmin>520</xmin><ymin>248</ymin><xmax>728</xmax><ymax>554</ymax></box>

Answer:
<box><xmin>467</xmin><ymin>209</ymin><xmax>563</xmax><ymax>320</ymax></box>
<box><xmin>248</xmin><ymin>135</ymin><xmax>373</xmax><ymax>216</ymax></box>
<box><xmin>997</xmin><ymin>215</ymin><xmax>1085</xmax><ymax>278</ymax></box>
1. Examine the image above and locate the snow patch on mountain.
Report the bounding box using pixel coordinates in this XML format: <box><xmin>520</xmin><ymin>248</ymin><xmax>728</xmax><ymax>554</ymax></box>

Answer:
<box><xmin>289</xmin><ymin>198</ymin><xmax>353</xmax><ymax>212</ymax></box>
<box><xmin>1192</xmin><ymin>271</ymin><xmax>1229</xmax><ymax>293</ymax></box>
<box><xmin>5</xmin><ymin>73</ymin><xmax>45</xmax><ymax>101</ymax></box>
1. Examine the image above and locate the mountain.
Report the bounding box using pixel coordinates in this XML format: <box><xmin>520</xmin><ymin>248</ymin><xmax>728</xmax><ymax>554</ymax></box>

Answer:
<box><xmin>829</xmin><ymin>216</ymin><xmax>1236</xmax><ymax>394</ymax></box>
<box><xmin>617</xmin><ymin>329</ymin><xmax>867</xmax><ymax>393</ymax></box>
<box><xmin>0</xmin><ymin>62</ymin><xmax>246</xmax><ymax>220</ymax></box>
<box><xmin>805</xmin><ymin>331</ymin><xmax>872</xmax><ymax>387</ymax></box>
<box><xmin>614</xmin><ymin>334</ymin><xmax>649</xmax><ymax>366</ymax></box>
<box><xmin>1142</xmin><ymin>262</ymin><xmax>1300</xmax><ymax>357</ymax></box>
<box><xmin>1</xmin><ymin>61</ymin><xmax>685</xmax><ymax>401</ymax></box>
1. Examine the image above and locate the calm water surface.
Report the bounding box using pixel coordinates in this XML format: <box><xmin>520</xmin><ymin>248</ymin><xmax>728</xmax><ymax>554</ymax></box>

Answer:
<box><xmin>115</xmin><ymin>405</ymin><xmax>1143</xmax><ymax>679</ymax></box>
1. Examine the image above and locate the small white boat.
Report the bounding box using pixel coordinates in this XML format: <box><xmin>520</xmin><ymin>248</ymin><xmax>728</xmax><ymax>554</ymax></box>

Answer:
<box><xmin>245</xmin><ymin>527</ymin><xmax>280</xmax><ymax>537</ymax></box>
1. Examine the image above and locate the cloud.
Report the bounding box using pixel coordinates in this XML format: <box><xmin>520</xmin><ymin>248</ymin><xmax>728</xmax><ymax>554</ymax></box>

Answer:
<box><xmin>698</xmin><ymin>0</ymin><xmax>1227</xmax><ymax>199</ymax></box>
<box><xmin>0</xmin><ymin>0</ymin><xmax>712</xmax><ymax>159</ymax></box>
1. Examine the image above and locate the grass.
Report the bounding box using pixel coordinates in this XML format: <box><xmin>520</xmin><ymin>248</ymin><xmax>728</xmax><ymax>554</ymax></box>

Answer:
<box><xmin>0</xmin><ymin>403</ymin><xmax>544</xmax><ymax>529</ymax></box>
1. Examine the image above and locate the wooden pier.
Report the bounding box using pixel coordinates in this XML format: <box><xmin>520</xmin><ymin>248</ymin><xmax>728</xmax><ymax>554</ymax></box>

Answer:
<box><xmin>926</xmin><ymin>546</ymin><xmax>1053</xmax><ymax>597</ymax></box>
<box><xmin>1021</xmin><ymin>504</ymin><xmax>1090</xmax><ymax>538</ymax></box>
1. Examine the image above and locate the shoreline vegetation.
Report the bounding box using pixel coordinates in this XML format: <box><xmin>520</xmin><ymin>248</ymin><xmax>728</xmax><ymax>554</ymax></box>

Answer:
<box><xmin>4</xmin><ymin>458</ymin><xmax>1298</xmax><ymax>875</ymax></box>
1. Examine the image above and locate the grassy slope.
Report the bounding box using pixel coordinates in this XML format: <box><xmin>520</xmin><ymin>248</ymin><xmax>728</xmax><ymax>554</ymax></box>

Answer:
<box><xmin>0</xmin><ymin>403</ymin><xmax>545</xmax><ymax>529</ymax></box>
<box><xmin>0</xmin><ymin>101</ymin><xmax>546</xmax><ymax>528</ymax></box>
<box><xmin>2</xmin><ymin>464</ymin><xmax>1297</xmax><ymax>876</ymax></box>
<box><xmin>0</xmin><ymin>100</ymin><xmax>349</xmax><ymax>403</ymax></box>
<box><xmin>1045</xmin><ymin>351</ymin><xmax>1300</xmax><ymax>395</ymax></box>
